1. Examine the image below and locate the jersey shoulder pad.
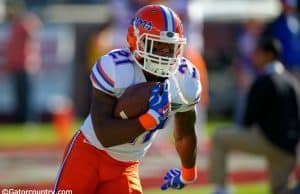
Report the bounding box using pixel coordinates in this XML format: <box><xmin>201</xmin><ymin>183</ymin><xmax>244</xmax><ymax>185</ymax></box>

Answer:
<box><xmin>170</xmin><ymin>57</ymin><xmax>202</xmax><ymax>105</ymax></box>
<box><xmin>90</xmin><ymin>54</ymin><xmax>116</xmax><ymax>96</ymax></box>
<box><xmin>90</xmin><ymin>48</ymin><xmax>136</xmax><ymax>96</ymax></box>
<box><xmin>177</xmin><ymin>57</ymin><xmax>200</xmax><ymax>79</ymax></box>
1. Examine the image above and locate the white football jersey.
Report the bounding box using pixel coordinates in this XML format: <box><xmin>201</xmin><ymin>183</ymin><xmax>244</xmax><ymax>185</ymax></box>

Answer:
<box><xmin>80</xmin><ymin>48</ymin><xmax>201</xmax><ymax>162</ymax></box>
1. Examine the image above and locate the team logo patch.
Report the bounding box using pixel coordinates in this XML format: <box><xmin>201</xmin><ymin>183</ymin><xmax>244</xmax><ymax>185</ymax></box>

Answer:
<box><xmin>131</xmin><ymin>17</ymin><xmax>153</xmax><ymax>31</ymax></box>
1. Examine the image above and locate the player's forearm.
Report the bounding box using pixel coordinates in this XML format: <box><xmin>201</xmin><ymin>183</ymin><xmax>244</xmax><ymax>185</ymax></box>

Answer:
<box><xmin>92</xmin><ymin>117</ymin><xmax>146</xmax><ymax>147</ymax></box>
<box><xmin>174</xmin><ymin>110</ymin><xmax>197</xmax><ymax>168</ymax></box>
<box><xmin>175</xmin><ymin>133</ymin><xmax>197</xmax><ymax>168</ymax></box>
<box><xmin>174</xmin><ymin>132</ymin><xmax>198</xmax><ymax>184</ymax></box>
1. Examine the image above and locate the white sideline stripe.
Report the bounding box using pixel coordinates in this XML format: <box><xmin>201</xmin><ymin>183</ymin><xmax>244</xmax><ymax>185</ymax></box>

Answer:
<box><xmin>53</xmin><ymin>130</ymin><xmax>80</xmax><ymax>192</ymax></box>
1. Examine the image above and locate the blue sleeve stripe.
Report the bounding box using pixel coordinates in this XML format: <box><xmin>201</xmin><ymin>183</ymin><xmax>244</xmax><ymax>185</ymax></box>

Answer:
<box><xmin>92</xmin><ymin>64</ymin><xmax>114</xmax><ymax>90</ymax></box>
<box><xmin>96</xmin><ymin>60</ymin><xmax>115</xmax><ymax>87</ymax></box>
<box><xmin>90</xmin><ymin>73</ymin><xmax>114</xmax><ymax>96</ymax></box>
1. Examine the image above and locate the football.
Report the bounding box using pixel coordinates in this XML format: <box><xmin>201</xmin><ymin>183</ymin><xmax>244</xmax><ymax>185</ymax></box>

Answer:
<box><xmin>114</xmin><ymin>82</ymin><xmax>160</xmax><ymax>119</ymax></box>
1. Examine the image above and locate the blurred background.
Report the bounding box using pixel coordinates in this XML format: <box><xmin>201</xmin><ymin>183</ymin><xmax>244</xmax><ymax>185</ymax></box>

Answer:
<box><xmin>0</xmin><ymin>0</ymin><xmax>299</xmax><ymax>193</ymax></box>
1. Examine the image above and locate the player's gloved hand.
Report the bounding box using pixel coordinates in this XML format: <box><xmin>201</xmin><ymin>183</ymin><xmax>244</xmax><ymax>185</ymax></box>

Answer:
<box><xmin>161</xmin><ymin>167</ymin><xmax>197</xmax><ymax>191</ymax></box>
<box><xmin>139</xmin><ymin>81</ymin><xmax>171</xmax><ymax>131</ymax></box>
<box><xmin>161</xmin><ymin>168</ymin><xmax>185</xmax><ymax>190</ymax></box>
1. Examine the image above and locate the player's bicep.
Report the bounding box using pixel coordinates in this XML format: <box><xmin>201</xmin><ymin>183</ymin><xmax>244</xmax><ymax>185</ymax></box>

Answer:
<box><xmin>174</xmin><ymin>109</ymin><xmax>196</xmax><ymax>139</ymax></box>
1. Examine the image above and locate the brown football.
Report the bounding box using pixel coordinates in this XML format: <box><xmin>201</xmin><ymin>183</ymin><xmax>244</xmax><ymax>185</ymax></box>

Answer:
<box><xmin>114</xmin><ymin>82</ymin><xmax>160</xmax><ymax>119</ymax></box>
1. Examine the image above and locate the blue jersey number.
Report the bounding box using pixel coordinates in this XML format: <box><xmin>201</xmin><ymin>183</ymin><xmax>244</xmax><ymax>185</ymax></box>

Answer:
<box><xmin>178</xmin><ymin>60</ymin><xmax>197</xmax><ymax>79</ymax></box>
<box><xmin>109</xmin><ymin>50</ymin><xmax>132</xmax><ymax>65</ymax></box>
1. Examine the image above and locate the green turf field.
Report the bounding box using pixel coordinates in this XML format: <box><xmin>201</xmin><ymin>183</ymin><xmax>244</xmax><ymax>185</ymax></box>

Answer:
<box><xmin>144</xmin><ymin>182</ymin><xmax>269</xmax><ymax>194</ymax></box>
<box><xmin>0</xmin><ymin>118</ymin><xmax>231</xmax><ymax>147</ymax></box>
<box><xmin>0</xmin><ymin>121</ymin><xmax>81</xmax><ymax>147</ymax></box>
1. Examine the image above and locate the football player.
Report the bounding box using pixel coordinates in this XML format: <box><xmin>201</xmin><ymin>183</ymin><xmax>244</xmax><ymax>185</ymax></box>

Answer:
<box><xmin>54</xmin><ymin>4</ymin><xmax>201</xmax><ymax>194</ymax></box>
